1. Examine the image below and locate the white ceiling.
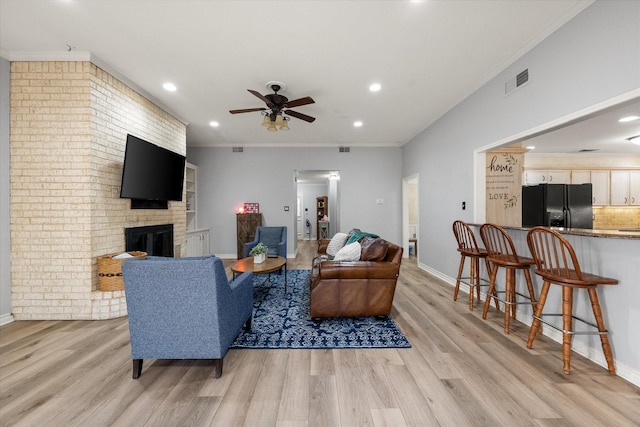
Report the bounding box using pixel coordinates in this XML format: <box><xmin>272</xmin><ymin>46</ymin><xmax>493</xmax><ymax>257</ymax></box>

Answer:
<box><xmin>517</xmin><ymin>98</ymin><xmax>640</xmax><ymax>155</ymax></box>
<box><xmin>1</xmin><ymin>0</ymin><xmax>603</xmax><ymax>150</ymax></box>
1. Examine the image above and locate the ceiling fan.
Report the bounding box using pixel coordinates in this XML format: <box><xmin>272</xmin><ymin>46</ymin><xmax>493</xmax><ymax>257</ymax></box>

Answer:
<box><xmin>229</xmin><ymin>82</ymin><xmax>316</xmax><ymax>131</ymax></box>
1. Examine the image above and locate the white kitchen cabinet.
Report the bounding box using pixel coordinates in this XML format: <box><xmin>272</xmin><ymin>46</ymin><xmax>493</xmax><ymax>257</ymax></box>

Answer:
<box><xmin>571</xmin><ymin>171</ymin><xmax>590</xmax><ymax>184</ymax></box>
<box><xmin>186</xmin><ymin>229</ymin><xmax>210</xmax><ymax>257</ymax></box>
<box><xmin>524</xmin><ymin>170</ymin><xmax>570</xmax><ymax>185</ymax></box>
<box><xmin>571</xmin><ymin>170</ymin><xmax>609</xmax><ymax>206</ymax></box>
<box><xmin>630</xmin><ymin>171</ymin><xmax>640</xmax><ymax>206</ymax></box>
<box><xmin>611</xmin><ymin>170</ymin><xmax>640</xmax><ymax>205</ymax></box>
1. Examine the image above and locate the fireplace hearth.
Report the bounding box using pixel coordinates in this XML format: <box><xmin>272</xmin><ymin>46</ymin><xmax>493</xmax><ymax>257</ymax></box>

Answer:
<box><xmin>125</xmin><ymin>224</ymin><xmax>174</xmax><ymax>257</ymax></box>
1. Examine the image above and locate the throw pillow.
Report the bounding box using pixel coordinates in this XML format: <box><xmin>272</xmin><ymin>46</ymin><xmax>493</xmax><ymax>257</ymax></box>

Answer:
<box><xmin>333</xmin><ymin>241</ymin><xmax>362</xmax><ymax>261</ymax></box>
<box><xmin>360</xmin><ymin>237</ymin><xmax>389</xmax><ymax>261</ymax></box>
<box><xmin>326</xmin><ymin>232</ymin><xmax>349</xmax><ymax>256</ymax></box>
<box><xmin>346</xmin><ymin>230</ymin><xmax>379</xmax><ymax>245</ymax></box>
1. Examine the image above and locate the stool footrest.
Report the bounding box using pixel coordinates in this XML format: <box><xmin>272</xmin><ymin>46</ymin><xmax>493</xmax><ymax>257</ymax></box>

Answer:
<box><xmin>533</xmin><ymin>313</ymin><xmax>608</xmax><ymax>335</ymax></box>
<box><xmin>458</xmin><ymin>276</ymin><xmax>490</xmax><ymax>284</ymax></box>
<box><xmin>487</xmin><ymin>290</ymin><xmax>535</xmax><ymax>305</ymax></box>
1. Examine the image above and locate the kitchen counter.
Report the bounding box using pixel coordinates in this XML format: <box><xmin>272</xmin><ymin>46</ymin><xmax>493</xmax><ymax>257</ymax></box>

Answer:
<box><xmin>470</xmin><ymin>224</ymin><xmax>640</xmax><ymax>239</ymax></box>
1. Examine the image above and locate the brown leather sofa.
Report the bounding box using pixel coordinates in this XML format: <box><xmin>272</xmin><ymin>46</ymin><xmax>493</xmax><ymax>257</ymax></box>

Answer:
<box><xmin>310</xmin><ymin>235</ymin><xmax>403</xmax><ymax>318</ymax></box>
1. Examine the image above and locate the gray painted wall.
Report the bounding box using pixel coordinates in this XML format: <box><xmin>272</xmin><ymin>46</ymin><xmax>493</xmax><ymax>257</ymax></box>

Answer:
<box><xmin>1</xmin><ymin>56</ymin><xmax>11</xmax><ymax>323</ymax></box>
<box><xmin>402</xmin><ymin>1</ymin><xmax>639</xmax><ymax>380</ymax></box>
<box><xmin>404</xmin><ymin>0</ymin><xmax>639</xmax><ymax>289</ymax></box>
<box><xmin>186</xmin><ymin>146</ymin><xmax>402</xmax><ymax>258</ymax></box>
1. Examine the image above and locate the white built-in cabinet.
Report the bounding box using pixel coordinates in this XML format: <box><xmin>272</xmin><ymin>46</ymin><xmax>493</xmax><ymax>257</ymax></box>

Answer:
<box><xmin>524</xmin><ymin>170</ymin><xmax>570</xmax><ymax>185</ymax></box>
<box><xmin>610</xmin><ymin>170</ymin><xmax>640</xmax><ymax>206</ymax></box>
<box><xmin>186</xmin><ymin>230</ymin><xmax>210</xmax><ymax>257</ymax></box>
<box><xmin>184</xmin><ymin>162</ymin><xmax>210</xmax><ymax>256</ymax></box>
<box><xmin>186</xmin><ymin>162</ymin><xmax>197</xmax><ymax>231</ymax></box>
<box><xmin>571</xmin><ymin>170</ymin><xmax>610</xmax><ymax>206</ymax></box>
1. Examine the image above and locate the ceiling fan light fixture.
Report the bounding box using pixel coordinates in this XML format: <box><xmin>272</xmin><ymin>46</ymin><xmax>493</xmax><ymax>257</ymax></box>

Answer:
<box><xmin>275</xmin><ymin>114</ymin><xmax>284</xmax><ymax>126</ymax></box>
<box><xmin>267</xmin><ymin>121</ymin><xmax>277</xmax><ymax>132</ymax></box>
<box><xmin>279</xmin><ymin>117</ymin><xmax>289</xmax><ymax>131</ymax></box>
<box><xmin>262</xmin><ymin>114</ymin><xmax>272</xmax><ymax>127</ymax></box>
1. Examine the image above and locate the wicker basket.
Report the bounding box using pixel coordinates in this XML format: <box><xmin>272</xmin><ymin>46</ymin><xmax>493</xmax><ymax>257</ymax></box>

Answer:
<box><xmin>98</xmin><ymin>251</ymin><xmax>147</xmax><ymax>291</ymax></box>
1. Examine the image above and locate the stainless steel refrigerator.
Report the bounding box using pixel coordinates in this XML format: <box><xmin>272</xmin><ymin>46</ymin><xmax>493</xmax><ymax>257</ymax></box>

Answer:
<box><xmin>521</xmin><ymin>183</ymin><xmax>593</xmax><ymax>229</ymax></box>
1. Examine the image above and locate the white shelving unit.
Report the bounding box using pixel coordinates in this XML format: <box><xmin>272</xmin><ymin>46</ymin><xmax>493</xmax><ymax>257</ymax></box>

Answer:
<box><xmin>185</xmin><ymin>162</ymin><xmax>197</xmax><ymax>231</ymax></box>
<box><xmin>185</xmin><ymin>162</ymin><xmax>210</xmax><ymax>257</ymax></box>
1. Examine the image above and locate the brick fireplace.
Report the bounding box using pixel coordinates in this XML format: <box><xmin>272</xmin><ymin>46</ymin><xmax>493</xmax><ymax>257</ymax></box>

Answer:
<box><xmin>10</xmin><ymin>61</ymin><xmax>187</xmax><ymax>320</ymax></box>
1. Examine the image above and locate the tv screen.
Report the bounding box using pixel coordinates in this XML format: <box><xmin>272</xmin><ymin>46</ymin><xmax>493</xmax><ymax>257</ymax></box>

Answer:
<box><xmin>120</xmin><ymin>134</ymin><xmax>186</xmax><ymax>202</ymax></box>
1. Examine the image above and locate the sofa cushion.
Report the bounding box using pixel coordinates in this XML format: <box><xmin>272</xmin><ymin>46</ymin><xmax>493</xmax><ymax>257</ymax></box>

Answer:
<box><xmin>326</xmin><ymin>232</ymin><xmax>349</xmax><ymax>256</ymax></box>
<box><xmin>360</xmin><ymin>237</ymin><xmax>389</xmax><ymax>261</ymax></box>
<box><xmin>333</xmin><ymin>241</ymin><xmax>362</xmax><ymax>261</ymax></box>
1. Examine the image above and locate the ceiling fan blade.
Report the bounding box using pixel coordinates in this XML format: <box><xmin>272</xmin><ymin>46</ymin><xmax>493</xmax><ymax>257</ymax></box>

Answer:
<box><xmin>229</xmin><ymin>107</ymin><xmax>267</xmax><ymax>114</ymax></box>
<box><xmin>285</xmin><ymin>110</ymin><xmax>316</xmax><ymax>123</ymax></box>
<box><xmin>248</xmin><ymin>89</ymin><xmax>271</xmax><ymax>105</ymax></box>
<box><xmin>284</xmin><ymin>96</ymin><xmax>315</xmax><ymax>108</ymax></box>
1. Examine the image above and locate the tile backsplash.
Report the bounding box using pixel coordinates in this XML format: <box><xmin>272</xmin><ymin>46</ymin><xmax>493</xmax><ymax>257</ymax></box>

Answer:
<box><xmin>593</xmin><ymin>207</ymin><xmax>640</xmax><ymax>229</ymax></box>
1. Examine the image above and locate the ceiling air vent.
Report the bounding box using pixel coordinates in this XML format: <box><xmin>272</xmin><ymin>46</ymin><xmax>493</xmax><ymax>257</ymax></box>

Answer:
<box><xmin>232</xmin><ymin>147</ymin><xmax>244</xmax><ymax>153</ymax></box>
<box><xmin>339</xmin><ymin>147</ymin><xmax>350</xmax><ymax>153</ymax></box>
<box><xmin>505</xmin><ymin>68</ymin><xmax>529</xmax><ymax>95</ymax></box>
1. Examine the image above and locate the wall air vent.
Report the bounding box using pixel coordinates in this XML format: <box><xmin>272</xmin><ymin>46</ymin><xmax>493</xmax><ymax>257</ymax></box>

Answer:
<box><xmin>339</xmin><ymin>147</ymin><xmax>350</xmax><ymax>153</ymax></box>
<box><xmin>505</xmin><ymin>68</ymin><xmax>529</xmax><ymax>95</ymax></box>
<box><xmin>232</xmin><ymin>147</ymin><xmax>244</xmax><ymax>153</ymax></box>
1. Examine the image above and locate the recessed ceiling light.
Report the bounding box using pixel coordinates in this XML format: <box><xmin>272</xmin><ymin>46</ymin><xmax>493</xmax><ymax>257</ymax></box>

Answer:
<box><xmin>526</xmin><ymin>146</ymin><xmax>535</xmax><ymax>150</ymax></box>
<box><xmin>162</xmin><ymin>82</ymin><xmax>177</xmax><ymax>92</ymax></box>
<box><xmin>369</xmin><ymin>83</ymin><xmax>381</xmax><ymax>92</ymax></box>
<box><xmin>353</xmin><ymin>121</ymin><xmax>363</xmax><ymax>127</ymax></box>
<box><xmin>209</xmin><ymin>121</ymin><xmax>219</xmax><ymax>127</ymax></box>
<box><xmin>619</xmin><ymin>115</ymin><xmax>640</xmax><ymax>123</ymax></box>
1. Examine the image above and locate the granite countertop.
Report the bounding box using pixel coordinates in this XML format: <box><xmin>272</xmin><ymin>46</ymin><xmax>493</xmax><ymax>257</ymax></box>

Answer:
<box><xmin>469</xmin><ymin>224</ymin><xmax>640</xmax><ymax>240</ymax></box>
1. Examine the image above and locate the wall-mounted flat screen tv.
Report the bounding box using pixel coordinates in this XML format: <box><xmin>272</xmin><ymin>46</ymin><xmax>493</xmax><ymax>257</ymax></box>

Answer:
<box><xmin>120</xmin><ymin>134</ymin><xmax>186</xmax><ymax>205</ymax></box>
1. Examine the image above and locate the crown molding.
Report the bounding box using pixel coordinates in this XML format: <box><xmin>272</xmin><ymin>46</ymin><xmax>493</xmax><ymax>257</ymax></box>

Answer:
<box><xmin>6</xmin><ymin>50</ymin><xmax>92</xmax><ymax>61</ymax></box>
<box><xmin>3</xmin><ymin>50</ymin><xmax>189</xmax><ymax>126</ymax></box>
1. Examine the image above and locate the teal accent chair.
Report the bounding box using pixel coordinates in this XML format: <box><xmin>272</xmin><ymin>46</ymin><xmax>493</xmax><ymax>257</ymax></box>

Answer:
<box><xmin>243</xmin><ymin>226</ymin><xmax>287</xmax><ymax>258</ymax></box>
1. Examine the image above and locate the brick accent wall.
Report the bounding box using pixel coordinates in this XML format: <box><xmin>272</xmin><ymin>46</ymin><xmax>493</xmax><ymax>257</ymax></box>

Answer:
<box><xmin>10</xmin><ymin>61</ymin><xmax>187</xmax><ymax>320</ymax></box>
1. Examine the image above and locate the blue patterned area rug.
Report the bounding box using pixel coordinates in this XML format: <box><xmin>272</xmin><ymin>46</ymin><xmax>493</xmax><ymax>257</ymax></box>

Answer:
<box><xmin>231</xmin><ymin>269</ymin><xmax>411</xmax><ymax>349</ymax></box>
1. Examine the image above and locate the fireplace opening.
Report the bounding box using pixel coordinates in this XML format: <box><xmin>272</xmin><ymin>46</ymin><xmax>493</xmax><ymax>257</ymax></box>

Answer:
<box><xmin>125</xmin><ymin>224</ymin><xmax>174</xmax><ymax>257</ymax></box>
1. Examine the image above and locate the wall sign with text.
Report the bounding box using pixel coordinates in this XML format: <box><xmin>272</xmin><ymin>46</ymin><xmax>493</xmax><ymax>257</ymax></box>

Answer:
<box><xmin>485</xmin><ymin>151</ymin><xmax>523</xmax><ymax>227</ymax></box>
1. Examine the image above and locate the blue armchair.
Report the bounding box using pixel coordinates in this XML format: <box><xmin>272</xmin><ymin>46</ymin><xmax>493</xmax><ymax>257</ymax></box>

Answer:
<box><xmin>122</xmin><ymin>255</ymin><xmax>253</xmax><ymax>379</ymax></box>
<box><xmin>243</xmin><ymin>226</ymin><xmax>287</xmax><ymax>258</ymax></box>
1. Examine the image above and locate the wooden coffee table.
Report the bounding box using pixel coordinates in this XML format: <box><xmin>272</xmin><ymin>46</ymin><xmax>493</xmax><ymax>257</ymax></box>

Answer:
<box><xmin>231</xmin><ymin>256</ymin><xmax>287</xmax><ymax>292</ymax></box>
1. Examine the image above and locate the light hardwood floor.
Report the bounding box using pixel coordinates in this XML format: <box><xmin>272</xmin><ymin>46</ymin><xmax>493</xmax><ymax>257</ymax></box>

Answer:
<box><xmin>1</xmin><ymin>240</ymin><xmax>639</xmax><ymax>426</ymax></box>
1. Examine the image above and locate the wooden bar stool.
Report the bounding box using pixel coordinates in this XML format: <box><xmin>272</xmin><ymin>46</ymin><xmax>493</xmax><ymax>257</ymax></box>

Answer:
<box><xmin>480</xmin><ymin>223</ymin><xmax>537</xmax><ymax>334</ymax></box>
<box><xmin>526</xmin><ymin>227</ymin><xmax>618</xmax><ymax>375</ymax></box>
<box><xmin>452</xmin><ymin>220</ymin><xmax>492</xmax><ymax>310</ymax></box>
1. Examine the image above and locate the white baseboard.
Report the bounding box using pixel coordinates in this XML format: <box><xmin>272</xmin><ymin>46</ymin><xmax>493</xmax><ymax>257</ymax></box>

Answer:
<box><xmin>0</xmin><ymin>313</ymin><xmax>14</xmax><ymax>326</ymax></box>
<box><xmin>415</xmin><ymin>263</ymin><xmax>640</xmax><ymax>388</ymax></box>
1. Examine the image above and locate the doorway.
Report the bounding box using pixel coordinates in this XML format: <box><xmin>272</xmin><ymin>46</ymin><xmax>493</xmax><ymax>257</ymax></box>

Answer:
<box><xmin>402</xmin><ymin>174</ymin><xmax>419</xmax><ymax>262</ymax></box>
<box><xmin>295</xmin><ymin>170</ymin><xmax>340</xmax><ymax>241</ymax></box>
